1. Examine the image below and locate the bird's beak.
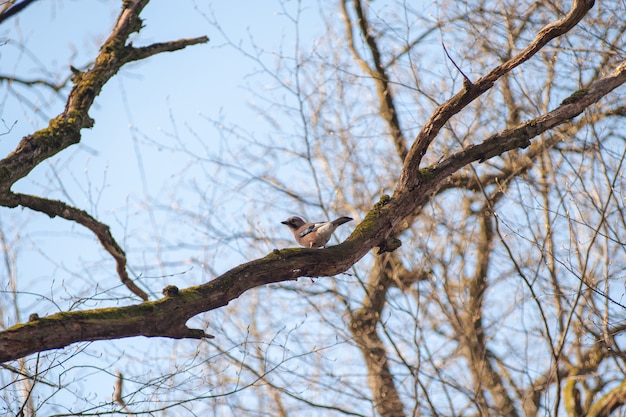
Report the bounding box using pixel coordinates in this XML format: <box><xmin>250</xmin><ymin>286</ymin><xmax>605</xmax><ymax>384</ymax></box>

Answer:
<box><xmin>280</xmin><ymin>220</ymin><xmax>289</xmax><ymax>225</ymax></box>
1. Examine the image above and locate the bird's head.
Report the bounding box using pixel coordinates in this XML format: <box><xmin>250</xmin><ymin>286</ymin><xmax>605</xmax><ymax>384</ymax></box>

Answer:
<box><xmin>281</xmin><ymin>216</ymin><xmax>306</xmax><ymax>230</ymax></box>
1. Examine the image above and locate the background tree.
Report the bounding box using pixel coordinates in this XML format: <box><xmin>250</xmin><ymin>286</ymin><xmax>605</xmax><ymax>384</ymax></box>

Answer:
<box><xmin>1</xmin><ymin>0</ymin><xmax>626</xmax><ymax>416</ymax></box>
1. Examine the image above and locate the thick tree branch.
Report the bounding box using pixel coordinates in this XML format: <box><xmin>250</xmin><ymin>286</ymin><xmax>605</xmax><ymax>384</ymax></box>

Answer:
<box><xmin>3</xmin><ymin>192</ymin><xmax>149</xmax><ymax>301</ymax></box>
<box><xmin>441</xmin><ymin>103</ymin><xmax>625</xmax><ymax>194</ymax></box>
<box><xmin>388</xmin><ymin>60</ymin><xmax>626</xmax><ymax>240</ymax></box>
<box><xmin>0</xmin><ymin>243</ymin><xmax>368</xmax><ymax>362</ymax></box>
<box><xmin>429</xmin><ymin>61</ymin><xmax>626</xmax><ymax>187</ymax></box>
<box><xmin>2</xmin><ymin>1</ymin><xmax>625</xmax><ymax>366</ymax></box>
<box><xmin>0</xmin><ymin>0</ymin><xmax>207</xmax><ymax>299</ymax></box>
<box><xmin>0</xmin><ymin>0</ymin><xmax>208</xmax><ymax>192</ymax></box>
<box><xmin>397</xmin><ymin>0</ymin><xmax>596</xmax><ymax>192</ymax></box>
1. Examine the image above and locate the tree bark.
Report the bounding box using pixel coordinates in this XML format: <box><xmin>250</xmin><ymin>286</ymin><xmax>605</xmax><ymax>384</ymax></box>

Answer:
<box><xmin>3</xmin><ymin>0</ymin><xmax>626</xmax><ymax>366</ymax></box>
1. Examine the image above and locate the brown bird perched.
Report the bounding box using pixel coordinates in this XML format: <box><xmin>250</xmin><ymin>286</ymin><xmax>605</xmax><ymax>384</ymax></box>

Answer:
<box><xmin>281</xmin><ymin>216</ymin><xmax>353</xmax><ymax>248</ymax></box>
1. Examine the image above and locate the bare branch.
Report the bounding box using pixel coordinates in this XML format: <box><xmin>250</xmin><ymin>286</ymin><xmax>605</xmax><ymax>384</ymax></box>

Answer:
<box><xmin>398</xmin><ymin>0</ymin><xmax>596</xmax><ymax>192</ymax></box>
<box><xmin>114</xmin><ymin>371</ymin><xmax>137</xmax><ymax>417</ymax></box>
<box><xmin>128</xmin><ymin>36</ymin><xmax>210</xmax><ymax>62</ymax></box>
<box><xmin>0</xmin><ymin>0</ymin><xmax>38</xmax><ymax>25</ymax></box>
<box><xmin>341</xmin><ymin>0</ymin><xmax>408</xmax><ymax>161</ymax></box>
<box><xmin>0</xmin><ymin>0</ymin><xmax>208</xmax><ymax>192</ymax></box>
<box><xmin>0</xmin><ymin>74</ymin><xmax>68</xmax><ymax>92</ymax></box>
<box><xmin>430</xmin><ymin>61</ymin><xmax>626</xmax><ymax>186</ymax></box>
<box><xmin>0</xmin><ymin>245</ymin><xmax>356</xmax><ymax>361</ymax></box>
<box><xmin>441</xmin><ymin>41</ymin><xmax>473</xmax><ymax>89</ymax></box>
<box><xmin>4</xmin><ymin>192</ymin><xmax>149</xmax><ymax>301</ymax></box>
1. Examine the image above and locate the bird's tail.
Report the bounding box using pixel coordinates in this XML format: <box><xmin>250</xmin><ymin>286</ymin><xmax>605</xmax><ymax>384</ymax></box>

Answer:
<box><xmin>331</xmin><ymin>216</ymin><xmax>353</xmax><ymax>226</ymax></box>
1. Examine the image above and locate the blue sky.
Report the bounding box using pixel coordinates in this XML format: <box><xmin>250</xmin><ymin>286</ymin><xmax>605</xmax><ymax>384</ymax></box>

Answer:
<box><xmin>1</xmin><ymin>0</ymin><xmax>324</xmax><ymax>293</ymax></box>
<box><xmin>3</xmin><ymin>1</ymin><xmax>626</xmax><ymax>415</ymax></box>
<box><xmin>1</xmin><ymin>1</ymin><xmax>336</xmax><ymax>411</ymax></box>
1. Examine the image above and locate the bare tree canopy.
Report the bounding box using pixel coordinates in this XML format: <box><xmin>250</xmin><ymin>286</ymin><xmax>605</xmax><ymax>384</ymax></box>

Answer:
<box><xmin>1</xmin><ymin>0</ymin><xmax>625</xmax><ymax>416</ymax></box>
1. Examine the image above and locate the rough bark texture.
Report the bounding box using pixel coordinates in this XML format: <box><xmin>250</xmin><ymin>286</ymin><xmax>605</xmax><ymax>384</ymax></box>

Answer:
<box><xmin>0</xmin><ymin>0</ymin><xmax>207</xmax><ymax>301</ymax></box>
<box><xmin>398</xmin><ymin>0</ymin><xmax>597</xmax><ymax>192</ymax></box>
<box><xmin>349</xmin><ymin>256</ymin><xmax>417</xmax><ymax>417</ymax></box>
<box><xmin>1</xmin><ymin>10</ymin><xmax>626</xmax><ymax>414</ymax></box>
<box><xmin>1</xmin><ymin>63</ymin><xmax>625</xmax><ymax>361</ymax></box>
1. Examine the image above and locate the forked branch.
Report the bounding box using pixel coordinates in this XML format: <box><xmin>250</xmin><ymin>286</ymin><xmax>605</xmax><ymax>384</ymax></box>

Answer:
<box><xmin>398</xmin><ymin>0</ymin><xmax>596</xmax><ymax>192</ymax></box>
<box><xmin>2</xmin><ymin>0</ymin><xmax>625</xmax><ymax>365</ymax></box>
<box><xmin>0</xmin><ymin>0</ymin><xmax>207</xmax><ymax>299</ymax></box>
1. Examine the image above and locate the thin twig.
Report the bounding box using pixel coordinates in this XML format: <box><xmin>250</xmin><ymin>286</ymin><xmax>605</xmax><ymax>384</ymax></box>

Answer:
<box><xmin>441</xmin><ymin>41</ymin><xmax>473</xmax><ymax>89</ymax></box>
<box><xmin>12</xmin><ymin>193</ymin><xmax>149</xmax><ymax>301</ymax></box>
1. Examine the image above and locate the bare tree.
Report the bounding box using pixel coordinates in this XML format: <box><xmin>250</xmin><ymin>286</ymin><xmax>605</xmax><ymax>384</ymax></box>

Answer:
<box><xmin>1</xmin><ymin>0</ymin><xmax>625</xmax><ymax>416</ymax></box>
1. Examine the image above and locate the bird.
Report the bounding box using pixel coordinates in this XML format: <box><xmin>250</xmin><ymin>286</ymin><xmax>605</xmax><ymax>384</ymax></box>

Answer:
<box><xmin>281</xmin><ymin>216</ymin><xmax>353</xmax><ymax>248</ymax></box>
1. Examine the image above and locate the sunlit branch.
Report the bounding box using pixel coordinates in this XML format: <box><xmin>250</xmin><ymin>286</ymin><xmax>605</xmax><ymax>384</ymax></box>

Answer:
<box><xmin>398</xmin><ymin>0</ymin><xmax>596</xmax><ymax>192</ymax></box>
<box><xmin>341</xmin><ymin>0</ymin><xmax>408</xmax><ymax>162</ymax></box>
<box><xmin>0</xmin><ymin>0</ymin><xmax>208</xmax><ymax>301</ymax></box>
<box><xmin>0</xmin><ymin>0</ymin><xmax>38</xmax><ymax>24</ymax></box>
<box><xmin>6</xmin><ymin>192</ymin><xmax>149</xmax><ymax>301</ymax></box>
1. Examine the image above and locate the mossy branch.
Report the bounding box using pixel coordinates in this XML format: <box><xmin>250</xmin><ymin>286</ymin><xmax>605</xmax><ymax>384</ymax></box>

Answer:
<box><xmin>9</xmin><ymin>193</ymin><xmax>149</xmax><ymax>301</ymax></box>
<box><xmin>587</xmin><ymin>380</ymin><xmax>626</xmax><ymax>417</ymax></box>
<box><xmin>0</xmin><ymin>0</ymin><xmax>208</xmax><ymax>299</ymax></box>
<box><xmin>0</xmin><ymin>1</ymin><xmax>208</xmax><ymax>191</ymax></box>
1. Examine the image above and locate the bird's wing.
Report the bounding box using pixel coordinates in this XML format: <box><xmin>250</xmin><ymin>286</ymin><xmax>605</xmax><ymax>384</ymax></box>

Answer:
<box><xmin>298</xmin><ymin>222</ymin><xmax>324</xmax><ymax>238</ymax></box>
